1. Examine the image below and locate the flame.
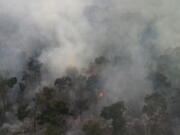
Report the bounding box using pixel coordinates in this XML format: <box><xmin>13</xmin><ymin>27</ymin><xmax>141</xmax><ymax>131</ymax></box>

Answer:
<box><xmin>98</xmin><ymin>92</ymin><xmax>104</xmax><ymax>97</ymax></box>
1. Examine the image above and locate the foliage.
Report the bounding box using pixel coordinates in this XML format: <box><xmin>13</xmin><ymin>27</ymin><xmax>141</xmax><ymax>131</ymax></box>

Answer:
<box><xmin>83</xmin><ymin>120</ymin><xmax>104</xmax><ymax>135</ymax></box>
<box><xmin>36</xmin><ymin>100</ymin><xmax>69</xmax><ymax>125</ymax></box>
<box><xmin>143</xmin><ymin>92</ymin><xmax>173</xmax><ymax>135</ymax></box>
<box><xmin>143</xmin><ymin>92</ymin><xmax>167</xmax><ymax>118</ymax></box>
<box><xmin>101</xmin><ymin>101</ymin><xmax>126</xmax><ymax>135</ymax></box>
<box><xmin>45</xmin><ymin>124</ymin><xmax>65</xmax><ymax>135</ymax></box>
<box><xmin>17</xmin><ymin>104</ymin><xmax>29</xmax><ymax>121</ymax></box>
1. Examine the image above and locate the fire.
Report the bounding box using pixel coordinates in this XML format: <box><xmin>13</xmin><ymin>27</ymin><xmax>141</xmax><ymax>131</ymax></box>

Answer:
<box><xmin>95</xmin><ymin>88</ymin><xmax>106</xmax><ymax>98</ymax></box>
<box><xmin>98</xmin><ymin>92</ymin><xmax>104</xmax><ymax>97</ymax></box>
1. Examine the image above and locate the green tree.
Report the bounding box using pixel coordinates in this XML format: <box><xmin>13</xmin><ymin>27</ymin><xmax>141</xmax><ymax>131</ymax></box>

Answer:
<box><xmin>35</xmin><ymin>86</ymin><xmax>70</xmax><ymax>135</ymax></box>
<box><xmin>101</xmin><ymin>101</ymin><xmax>126</xmax><ymax>135</ymax></box>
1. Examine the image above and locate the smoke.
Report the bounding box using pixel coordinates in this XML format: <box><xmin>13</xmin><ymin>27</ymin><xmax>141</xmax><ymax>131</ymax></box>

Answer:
<box><xmin>1</xmin><ymin>0</ymin><xmax>180</xmax><ymax>134</ymax></box>
<box><xmin>0</xmin><ymin>0</ymin><xmax>180</xmax><ymax>113</ymax></box>
<box><xmin>0</xmin><ymin>0</ymin><xmax>92</xmax><ymax>78</ymax></box>
<box><xmin>84</xmin><ymin>0</ymin><xmax>180</xmax><ymax>105</ymax></box>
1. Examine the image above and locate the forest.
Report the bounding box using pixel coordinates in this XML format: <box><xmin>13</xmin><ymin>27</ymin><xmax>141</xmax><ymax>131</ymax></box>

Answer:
<box><xmin>0</xmin><ymin>49</ymin><xmax>180</xmax><ymax>135</ymax></box>
<box><xmin>0</xmin><ymin>0</ymin><xmax>180</xmax><ymax>135</ymax></box>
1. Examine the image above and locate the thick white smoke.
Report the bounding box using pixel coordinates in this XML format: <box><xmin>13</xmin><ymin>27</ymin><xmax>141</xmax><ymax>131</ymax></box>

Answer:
<box><xmin>0</xmin><ymin>0</ymin><xmax>180</xmax><ymax>104</ymax></box>
<box><xmin>1</xmin><ymin>0</ymin><xmax>180</xmax><ymax>135</ymax></box>
<box><xmin>0</xmin><ymin>0</ymin><xmax>94</xmax><ymax>77</ymax></box>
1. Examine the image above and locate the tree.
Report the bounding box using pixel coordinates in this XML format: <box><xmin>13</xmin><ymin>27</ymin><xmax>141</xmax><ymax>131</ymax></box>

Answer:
<box><xmin>143</xmin><ymin>92</ymin><xmax>173</xmax><ymax>135</ymax></box>
<box><xmin>17</xmin><ymin>103</ymin><xmax>29</xmax><ymax>121</ymax></box>
<box><xmin>95</xmin><ymin>56</ymin><xmax>109</xmax><ymax>65</ymax></box>
<box><xmin>34</xmin><ymin>86</ymin><xmax>71</xmax><ymax>135</ymax></box>
<box><xmin>7</xmin><ymin>77</ymin><xmax>17</xmax><ymax>88</ymax></box>
<box><xmin>54</xmin><ymin>76</ymin><xmax>72</xmax><ymax>90</ymax></box>
<box><xmin>148</xmin><ymin>72</ymin><xmax>171</xmax><ymax>90</ymax></box>
<box><xmin>83</xmin><ymin>120</ymin><xmax>104</xmax><ymax>135</ymax></box>
<box><xmin>170</xmin><ymin>89</ymin><xmax>180</xmax><ymax>119</ymax></box>
<box><xmin>101</xmin><ymin>101</ymin><xmax>126</xmax><ymax>135</ymax></box>
<box><xmin>45</xmin><ymin>124</ymin><xmax>65</xmax><ymax>135</ymax></box>
<box><xmin>0</xmin><ymin>77</ymin><xmax>17</xmax><ymax>125</ymax></box>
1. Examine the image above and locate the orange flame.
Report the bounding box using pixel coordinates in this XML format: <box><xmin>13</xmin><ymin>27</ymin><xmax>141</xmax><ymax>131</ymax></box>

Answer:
<box><xmin>98</xmin><ymin>92</ymin><xmax>104</xmax><ymax>97</ymax></box>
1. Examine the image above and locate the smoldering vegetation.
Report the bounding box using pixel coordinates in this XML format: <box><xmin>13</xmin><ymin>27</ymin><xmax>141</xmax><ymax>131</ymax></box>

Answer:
<box><xmin>0</xmin><ymin>0</ymin><xmax>180</xmax><ymax>135</ymax></box>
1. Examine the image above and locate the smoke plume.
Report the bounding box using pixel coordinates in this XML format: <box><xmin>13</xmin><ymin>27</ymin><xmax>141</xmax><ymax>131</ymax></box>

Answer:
<box><xmin>0</xmin><ymin>0</ymin><xmax>180</xmax><ymax>134</ymax></box>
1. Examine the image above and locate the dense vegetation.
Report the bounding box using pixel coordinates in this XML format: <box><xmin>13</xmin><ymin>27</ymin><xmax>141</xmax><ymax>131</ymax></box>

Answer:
<box><xmin>0</xmin><ymin>49</ymin><xmax>180</xmax><ymax>135</ymax></box>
